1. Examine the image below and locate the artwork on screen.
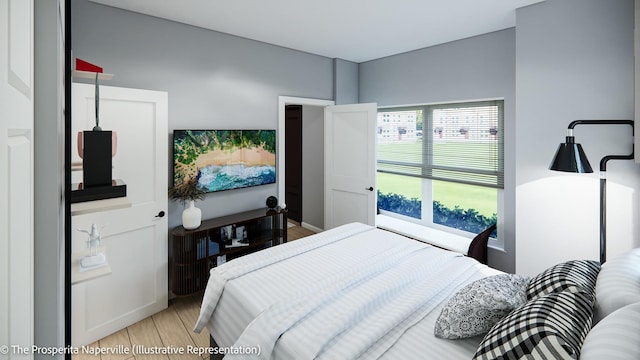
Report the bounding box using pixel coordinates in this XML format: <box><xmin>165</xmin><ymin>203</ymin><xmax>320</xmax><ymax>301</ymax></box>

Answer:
<box><xmin>173</xmin><ymin>130</ymin><xmax>276</xmax><ymax>193</ymax></box>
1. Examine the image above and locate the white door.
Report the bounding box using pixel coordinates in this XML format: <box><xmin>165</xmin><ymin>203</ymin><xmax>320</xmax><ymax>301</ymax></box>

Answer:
<box><xmin>0</xmin><ymin>0</ymin><xmax>34</xmax><ymax>357</ymax></box>
<box><xmin>324</xmin><ymin>103</ymin><xmax>377</xmax><ymax>229</ymax></box>
<box><xmin>71</xmin><ymin>84</ymin><xmax>168</xmax><ymax>346</ymax></box>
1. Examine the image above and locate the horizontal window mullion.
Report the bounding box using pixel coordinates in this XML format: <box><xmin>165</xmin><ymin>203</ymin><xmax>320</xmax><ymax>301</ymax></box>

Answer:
<box><xmin>377</xmin><ymin>159</ymin><xmax>422</xmax><ymax>168</ymax></box>
<box><xmin>376</xmin><ymin>169</ymin><xmax>502</xmax><ymax>189</ymax></box>
<box><xmin>430</xmin><ymin>176</ymin><xmax>503</xmax><ymax>189</ymax></box>
<box><xmin>377</xmin><ymin>162</ymin><xmax>502</xmax><ymax>179</ymax></box>
<box><xmin>376</xmin><ymin>167</ymin><xmax>504</xmax><ymax>188</ymax></box>
<box><xmin>378</xmin><ymin>160</ymin><xmax>501</xmax><ymax>170</ymax></box>
<box><xmin>376</xmin><ymin>169</ymin><xmax>424</xmax><ymax>179</ymax></box>
<box><xmin>427</xmin><ymin>164</ymin><xmax>500</xmax><ymax>177</ymax></box>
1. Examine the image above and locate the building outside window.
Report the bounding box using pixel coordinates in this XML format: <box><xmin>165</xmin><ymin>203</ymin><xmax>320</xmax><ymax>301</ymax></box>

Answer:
<box><xmin>377</xmin><ymin>100</ymin><xmax>504</xmax><ymax>236</ymax></box>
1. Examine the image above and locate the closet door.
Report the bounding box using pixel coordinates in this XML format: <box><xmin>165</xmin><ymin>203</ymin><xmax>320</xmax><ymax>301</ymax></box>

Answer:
<box><xmin>71</xmin><ymin>84</ymin><xmax>168</xmax><ymax>346</ymax></box>
<box><xmin>0</xmin><ymin>0</ymin><xmax>34</xmax><ymax>355</ymax></box>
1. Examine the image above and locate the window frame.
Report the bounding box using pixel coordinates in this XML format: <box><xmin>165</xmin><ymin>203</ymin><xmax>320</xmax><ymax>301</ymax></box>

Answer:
<box><xmin>376</xmin><ymin>100</ymin><xmax>505</xmax><ymax>248</ymax></box>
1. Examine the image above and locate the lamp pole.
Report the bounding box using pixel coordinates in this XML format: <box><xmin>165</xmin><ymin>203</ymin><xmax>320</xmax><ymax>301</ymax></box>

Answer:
<box><xmin>599</xmin><ymin>147</ymin><xmax>635</xmax><ymax>263</ymax></box>
<box><xmin>566</xmin><ymin>120</ymin><xmax>634</xmax><ymax>264</ymax></box>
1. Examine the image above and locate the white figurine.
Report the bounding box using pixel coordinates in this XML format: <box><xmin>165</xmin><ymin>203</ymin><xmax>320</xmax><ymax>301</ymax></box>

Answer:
<box><xmin>77</xmin><ymin>223</ymin><xmax>107</xmax><ymax>269</ymax></box>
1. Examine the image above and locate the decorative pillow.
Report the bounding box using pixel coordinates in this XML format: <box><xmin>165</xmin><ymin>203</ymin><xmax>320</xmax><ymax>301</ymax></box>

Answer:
<box><xmin>581</xmin><ymin>302</ymin><xmax>640</xmax><ymax>360</ymax></box>
<box><xmin>434</xmin><ymin>274</ymin><xmax>530</xmax><ymax>339</ymax></box>
<box><xmin>527</xmin><ymin>260</ymin><xmax>600</xmax><ymax>302</ymax></box>
<box><xmin>473</xmin><ymin>291</ymin><xmax>594</xmax><ymax>360</ymax></box>
<box><xmin>593</xmin><ymin>248</ymin><xmax>640</xmax><ymax>322</ymax></box>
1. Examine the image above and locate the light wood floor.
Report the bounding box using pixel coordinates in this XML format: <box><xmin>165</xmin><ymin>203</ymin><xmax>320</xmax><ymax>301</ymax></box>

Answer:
<box><xmin>73</xmin><ymin>223</ymin><xmax>315</xmax><ymax>360</ymax></box>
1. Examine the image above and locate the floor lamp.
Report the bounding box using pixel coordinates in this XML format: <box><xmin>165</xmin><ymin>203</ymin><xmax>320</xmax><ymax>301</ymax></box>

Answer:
<box><xmin>549</xmin><ymin>120</ymin><xmax>634</xmax><ymax>264</ymax></box>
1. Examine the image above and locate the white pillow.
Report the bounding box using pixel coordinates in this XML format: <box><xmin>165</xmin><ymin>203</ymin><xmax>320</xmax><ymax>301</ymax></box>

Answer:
<box><xmin>580</xmin><ymin>302</ymin><xmax>640</xmax><ymax>360</ymax></box>
<box><xmin>594</xmin><ymin>248</ymin><xmax>640</xmax><ymax>322</ymax></box>
<box><xmin>434</xmin><ymin>274</ymin><xmax>530</xmax><ymax>339</ymax></box>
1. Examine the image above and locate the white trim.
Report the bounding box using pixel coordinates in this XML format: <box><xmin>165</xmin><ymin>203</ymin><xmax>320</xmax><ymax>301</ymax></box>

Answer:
<box><xmin>277</xmin><ymin>96</ymin><xmax>334</xmax><ymax>209</ymax></box>
<box><xmin>301</xmin><ymin>222</ymin><xmax>323</xmax><ymax>234</ymax></box>
<box><xmin>378</xmin><ymin>201</ymin><xmax>505</xmax><ymax>251</ymax></box>
<box><xmin>635</xmin><ymin>0</ymin><xmax>639</xmax><ymax>163</ymax></box>
<box><xmin>377</xmin><ymin>97</ymin><xmax>505</xmax><ymax>110</ymax></box>
<box><xmin>496</xmin><ymin>188</ymin><xmax>505</xmax><ymax>250</ymax></box>
<box><xmin>376</xmin><ymin>214</ymin><xmax>471</xmax><ymax>255</ymax></box>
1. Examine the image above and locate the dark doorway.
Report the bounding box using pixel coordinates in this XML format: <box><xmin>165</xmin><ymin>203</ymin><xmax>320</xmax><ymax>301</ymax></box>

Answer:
<box><xmin>285</xmin><ymin>105</ymin><xmax>303</xmax><ymax>223</ymax></box>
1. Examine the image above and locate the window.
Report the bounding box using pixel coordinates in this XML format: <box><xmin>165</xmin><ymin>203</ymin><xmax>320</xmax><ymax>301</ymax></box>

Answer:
<box><xmin>377</xmin><ymin>100</ymin><xmax>503</xmax><ymax>235</ymax></box>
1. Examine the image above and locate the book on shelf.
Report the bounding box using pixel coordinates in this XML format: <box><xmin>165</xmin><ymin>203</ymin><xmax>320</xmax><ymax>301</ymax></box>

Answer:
<box><xmin>227</xmin><ymin>238</ymin><xmax>249</xmax><ymax>248</ymax></box>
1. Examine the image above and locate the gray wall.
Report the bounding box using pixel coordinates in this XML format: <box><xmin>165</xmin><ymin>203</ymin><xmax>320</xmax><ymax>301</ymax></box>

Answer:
<box><xmin>71</xmin><ymin>0</ymin><xmax>335</xmax><ymax>228</ymax></box>
<box><xmin>302</xmin><ymin>105</ymin><xmax>325</xmax><ymax>229</ymax></box>
<box><xmin>334</xmin><ymin>58</ymin><xmax>359</xmax><ymax>104</ymax></box>
<box><xmin>69</xmin><ymin>0</ymin><xmax>640</xmax><ymax>277</ymax></box>
<box><xmin>359</xmin><ymin>29</ymin><xmax>517</xmax><ymax>272</ymax></box>
<box><xmin>515</xmin><ymin>0</ymin><xmax>638</xmax><ymax>275</ymax></box>
<box><xmin>34</xmin><ymin>0</ymin><xmax>65</xmax><ymax>357</ymax></box>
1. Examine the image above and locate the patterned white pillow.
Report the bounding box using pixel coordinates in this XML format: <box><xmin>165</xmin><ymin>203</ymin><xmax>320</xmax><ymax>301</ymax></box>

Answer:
<box><xmin>473</xmin><ymin>292</ymin><xmax>593</xmax><ymax>360</ymax></box>
<box><xmin>434</xmin><ymin>274</ymin><xmax>530</xmax><ymax>339</ymax></box>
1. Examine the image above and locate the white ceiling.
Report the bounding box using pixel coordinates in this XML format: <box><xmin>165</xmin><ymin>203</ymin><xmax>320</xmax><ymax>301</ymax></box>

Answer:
<box><xmin>89</xmin><ymin>0</ymin><xmax>545</xmax><ymax>63</ymax></box>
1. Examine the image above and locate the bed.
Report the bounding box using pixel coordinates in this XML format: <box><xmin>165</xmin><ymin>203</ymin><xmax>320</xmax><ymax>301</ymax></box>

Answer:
<box><xmin>194</xmin><ymin>222</ymin><xmax>640</xmax><ymax>360</ymax></box>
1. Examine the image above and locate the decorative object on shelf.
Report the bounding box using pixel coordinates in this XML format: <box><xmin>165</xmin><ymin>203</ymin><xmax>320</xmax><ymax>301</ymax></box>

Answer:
<box><xmin>220</xmin><ymin>225</ymin><xmax>233</xmax><ymax>245</ymax></box>
<box><xmin>266</xmin><ymin>195</ymin><xmax>278</xmax><ymax>209</ymax></box>
<box><xmin>76</xmin><ymin>58</ymin><xmax>103</xmax><ymax>73</ymax></box>
<box><xmin>72</xmin><ymin>58</ymin><xmax>126</xmax><ymax>203</ymax></box>
<box><xmin>169</xmin><ymin>177</ymin><xmax>207</xmax><ymax>229</ymax></box>
<box><xmin>549</xmin><ymin>119</ymin><xmax>634</xmax><ymax>264</ymax></box>
<box><xmin>235</xmin><ymin>225</ymin><xmax>244</xmax><ymax>239</ymax></box>
<box><xmin>182</xmin><ymin>200</ymin><xmax>202</xmax><ymax>230</ymax></box>
<box><xmin>77</xmin><ymin>223</ymin><xmax>107</xmax><ymax>270</ymax></box>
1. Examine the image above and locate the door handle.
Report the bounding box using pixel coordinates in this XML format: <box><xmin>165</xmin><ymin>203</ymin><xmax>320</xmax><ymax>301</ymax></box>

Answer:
<box><xmin>155</xmin><ymin>211</ymin><xmax>166</xmax><ymax>218</ymax></box>
<box><xmin>365</xmin><ymin>187</ymin><xmax>374</xmax><ymax>192</ymax></box>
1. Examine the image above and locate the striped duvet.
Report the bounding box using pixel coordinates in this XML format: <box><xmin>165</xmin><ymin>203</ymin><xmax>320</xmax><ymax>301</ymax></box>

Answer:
<box><xmin>195</xmin><ymin>222</ymin><xmax>501</xmax><ymax>359</ymax></box>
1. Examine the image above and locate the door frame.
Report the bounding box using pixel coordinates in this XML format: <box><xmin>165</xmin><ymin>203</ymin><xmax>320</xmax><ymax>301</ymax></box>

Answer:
<box><xmin>277</xmin><ymin>96</ymin><xmax>334</xmax><ymax>223</ymax></box>
<box><xmin>1</xmin><ymin>0</ymin><xmax>35</xmax><ymax>353</ymax></box>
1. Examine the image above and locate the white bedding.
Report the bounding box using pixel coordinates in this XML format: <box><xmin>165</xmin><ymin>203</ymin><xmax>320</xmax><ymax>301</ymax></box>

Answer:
<box><xmin>195</xmin><ymin>222</ymin><xmax>501</xmax><ymax>359</ymax></box>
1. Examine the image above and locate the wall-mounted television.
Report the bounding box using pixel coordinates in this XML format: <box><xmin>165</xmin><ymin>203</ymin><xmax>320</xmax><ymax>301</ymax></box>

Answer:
<box><xmin>173</xmin><ymin>130</ymin><xmax>276</xmax><ymax>193</ymax></box>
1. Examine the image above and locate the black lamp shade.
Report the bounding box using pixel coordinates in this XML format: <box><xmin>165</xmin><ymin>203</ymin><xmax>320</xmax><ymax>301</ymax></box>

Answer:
<box><xmin>549</xmin><ymin>136</ymin><xmax>593</xmax><ymax>173</ymax></box>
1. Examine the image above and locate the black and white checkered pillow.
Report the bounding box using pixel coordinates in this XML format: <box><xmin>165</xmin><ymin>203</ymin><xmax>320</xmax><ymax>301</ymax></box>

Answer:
<box><xmin>473</xmin><ymin>291</ymin><xmax>594</xmax><ymax>360</ymax></box>
<box><xmin>527</xmin><ymin>260</ymin><xmax>600</xmax><ymax>302</ymax></box>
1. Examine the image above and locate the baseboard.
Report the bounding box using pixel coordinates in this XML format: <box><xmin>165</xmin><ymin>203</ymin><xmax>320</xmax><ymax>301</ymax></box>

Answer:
<box><xmin>301</xmin><ymin>222</ymin><xmax>323</xmax><ymax>233</ymax></box>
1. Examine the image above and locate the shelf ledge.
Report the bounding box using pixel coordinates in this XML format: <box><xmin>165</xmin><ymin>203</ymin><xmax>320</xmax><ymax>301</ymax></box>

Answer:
<box><xmin>72</xmin><ymin>70</ymin><xmax>114</xmax><ymax>81</ymax></box>
<box><xmin>71</xmin><ymin>249</ymin><xmax>112</xmax><ymax>285</ymax></box>
<box><xmin>71</xmin><ymin>197</ymin><xmax>131</xmax><ymax>216</ymax></box>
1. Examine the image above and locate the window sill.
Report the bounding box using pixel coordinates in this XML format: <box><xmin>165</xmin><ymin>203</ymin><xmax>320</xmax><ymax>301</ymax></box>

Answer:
<box><xmin>376</xmin><ymin>214</ymin><xmax>471</xmax><ymax>255</ymax></box>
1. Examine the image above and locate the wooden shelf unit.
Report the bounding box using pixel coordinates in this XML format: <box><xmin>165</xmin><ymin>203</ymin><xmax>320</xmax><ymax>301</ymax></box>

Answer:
<box><xmin>171</xmin><ymin>207</ymin><xmax>287</xmax><ymax>296</ymax></box>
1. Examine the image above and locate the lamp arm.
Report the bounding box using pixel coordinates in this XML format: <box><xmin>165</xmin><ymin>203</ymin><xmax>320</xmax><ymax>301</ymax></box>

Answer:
<box><xmin>567</xmin><ymin>119</ymin><xmax>634</xmax><ymax>132</ymax></box>
<box><xmin>600</xmin><ymin>153</ymin><xmax>634</xmax><ymax>172</ymax></box>
<box><xmin>564</xmin><ymin>119</ymin><xmax>634</xmax><ymax>171</ymax></box>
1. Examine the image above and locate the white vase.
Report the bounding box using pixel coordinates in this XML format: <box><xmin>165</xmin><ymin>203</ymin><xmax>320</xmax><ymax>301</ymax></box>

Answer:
<box><xmin>182</xmin><ymin>200</ymin><xmax>202</xmax><ymax>230</ymax></box>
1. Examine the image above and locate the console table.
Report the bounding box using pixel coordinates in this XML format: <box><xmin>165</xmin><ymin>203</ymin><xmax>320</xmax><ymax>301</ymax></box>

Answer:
<box><xmin>171</xmin><ymin>207</ymin><xmax>287</xmax><ymax>296</ymax></box>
